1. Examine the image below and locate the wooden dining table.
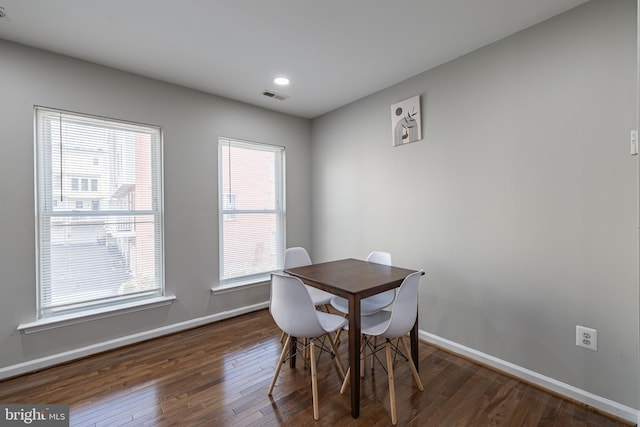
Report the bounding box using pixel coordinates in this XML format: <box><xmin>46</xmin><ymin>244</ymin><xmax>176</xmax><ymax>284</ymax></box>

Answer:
<box><xmin>284</xmin><ymin>258</ymin><xmax>422</xmax><ymax>419</ymax></box>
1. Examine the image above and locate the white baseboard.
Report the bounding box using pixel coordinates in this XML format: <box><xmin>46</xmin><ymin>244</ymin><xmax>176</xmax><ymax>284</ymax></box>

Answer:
<box><xmin>0</xmin><ymin>301</ymin><xmax>269</xmax><ymax>381</ymax></box>
<box><xmin>3</xmin><ymin>307</ymin><xmax>637</xmax><ymax>424</ymax></box>
<box><xmin>420</xmin><ymin>330</ymin><xmax>640</xmax><ymax>424</ymax></box>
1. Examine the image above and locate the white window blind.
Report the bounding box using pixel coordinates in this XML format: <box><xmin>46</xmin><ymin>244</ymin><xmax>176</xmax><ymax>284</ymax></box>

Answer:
<box><xmin>218</xmin><ymin>137</ymin><xmax>285</xmax><ymax>284</ymax></box>
<box><xmin>35</xmin><ymin>107</ymin><xmax>164</xmax><ymax>318</ymax></box>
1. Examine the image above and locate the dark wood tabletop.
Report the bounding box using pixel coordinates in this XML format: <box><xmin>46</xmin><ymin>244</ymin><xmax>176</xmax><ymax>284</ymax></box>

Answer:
<box><xmin>285</xmin><ymin>258</ymin><xmax>417</xmax><ymax>298</ymax></box>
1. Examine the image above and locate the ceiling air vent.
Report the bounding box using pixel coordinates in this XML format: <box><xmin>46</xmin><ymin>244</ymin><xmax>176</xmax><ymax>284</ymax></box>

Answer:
<box><xmin>261</xmin><ymin>90</ymin><xmax>289</xmax><ymax>101</ymax></box>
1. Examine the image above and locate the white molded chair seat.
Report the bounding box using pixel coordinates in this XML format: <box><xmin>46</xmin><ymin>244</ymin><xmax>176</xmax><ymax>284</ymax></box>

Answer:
<box><xmin>268</xmin><ymin>273</ymin><xmax>347</xmax><ymax>421</ymax></box>
<box><xmin>315</xmin><ymin>310</ymin><xmax>349</xmax><ymax>332</ymax></box>
<box><xmin>330</xmin><ymin>292</ymin><xmax>395</xmax><ymax>316</ymax></box>
<box><xmin>340</xmin><ymin>270</ymin><xmax>425</xmax><ymax>425</ymax></box>
<box><xmin>285</xmin><ymin>247</ymin><xmax>334</xmax><ymax>306</ymax></box>
<box><xmin>306</xmin><ymin>287</ymin><xmax>334</xmax><ymax>307</ymax></box>
<box><xmin>330</xmin><ymin>251</ymin><xmax>395</xmax><ymax>315</ymax></box>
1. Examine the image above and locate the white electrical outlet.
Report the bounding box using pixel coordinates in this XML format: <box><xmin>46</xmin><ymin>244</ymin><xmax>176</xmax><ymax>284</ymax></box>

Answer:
<box><xmin>576</xmin><ymin>325</ymin><xmax>597</xmax><ymax>351</ymax></box>
<box><xmin>631</xmin><ymin>130</ymin><xmax>638</xmax><ymax>156</ymax></box>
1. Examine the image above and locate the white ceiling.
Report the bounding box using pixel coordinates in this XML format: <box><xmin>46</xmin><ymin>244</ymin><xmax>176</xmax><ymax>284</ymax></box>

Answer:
<box><xmin>0</xmin><ymin>0</ymin><xmax>589</xmax><ymax>119</ymax></box>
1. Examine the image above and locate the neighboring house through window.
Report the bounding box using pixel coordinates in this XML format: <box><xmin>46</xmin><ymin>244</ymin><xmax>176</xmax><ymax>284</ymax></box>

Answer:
<box><xmin>35</xmin><ymin>107</ymin><xmax>164</xmax><ymax>318</ymax></box>
<box><xmin>218</xmin><ymin>137</ymin><xmax>285</xmax><ymax>285</ymax></box>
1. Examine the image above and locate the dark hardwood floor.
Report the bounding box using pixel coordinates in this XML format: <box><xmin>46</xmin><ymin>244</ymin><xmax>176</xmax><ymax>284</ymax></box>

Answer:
<box><xmin>0</xmin><ymin>309</ymin><xmax>633</xmax><ymax>426</ymax></box>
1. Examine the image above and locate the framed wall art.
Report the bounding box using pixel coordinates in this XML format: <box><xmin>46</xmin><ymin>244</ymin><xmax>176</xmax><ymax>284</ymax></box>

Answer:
<box><xmin>390</xmin><ymin>95</ymin><xmax>422</xmax><ymax>146</ymax></box>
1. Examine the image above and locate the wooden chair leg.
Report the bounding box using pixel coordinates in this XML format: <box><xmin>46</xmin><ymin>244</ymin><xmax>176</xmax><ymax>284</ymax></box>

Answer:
<box><xmin>333</xmin><ymin>313</ymin><xmax>347</xmax><ymax>347</ymax></box>
<box><xmin>327</xmin><ymin>332</ymin><xmax>346</xmax><ymax>378</ymax></box>
<box><xmin>279</xmin><ymin>330</ymin><xmax>285</xmax><ymax>343</ymax></box>
<box><xmin>268</xmin><ymin>334</ymin><xmax>291</xmax><ymax>396</ymax></box>
<box><xmin>341</xmin><ymin>335</ymin><xmax>365</xmax><ymax>394</ymax></box>
<box><xmin>399</xmin><ymin>336</ymin><xmax>424</xmax><ymax>391</ymax></box>
<box><xmin>340</xmin><ymin>367</ymin><xmax>350</xmax><ymax>394</ymax></box>
<box><xmin>333</xmin><ymin>328</ymin><xmax>342</xmax><ymax>347</ymax></box>
<box><xmin>310</xmin><ymin>339</ymin><xmax>319</xmax><ymax>420</ymax></box>
<box><xmin>386</xmin><ymin>341</ymin><xmax>397</xmax><ymax>425</ymax></box>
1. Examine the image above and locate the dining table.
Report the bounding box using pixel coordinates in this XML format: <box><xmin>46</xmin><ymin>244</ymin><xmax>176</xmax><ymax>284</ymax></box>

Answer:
<box><xmin>284</xmin><ymin>258</ymin><xmax>422</xmax><ymax>419</ymax></box>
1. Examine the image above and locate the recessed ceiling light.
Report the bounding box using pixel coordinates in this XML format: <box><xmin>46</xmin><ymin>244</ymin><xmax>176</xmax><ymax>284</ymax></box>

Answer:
<box><xmin>274</xmin><ymin>77</ymin><xmax>290</xmax><ymax>86</ymax></box>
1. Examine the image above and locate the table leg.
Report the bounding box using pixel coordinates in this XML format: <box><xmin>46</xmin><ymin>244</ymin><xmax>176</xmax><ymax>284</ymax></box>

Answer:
<box><xmin>410</xmin><ymin>311</ymin><xmax>419</xmax><ymax>371</ymax></box>
<box><xmin>348</xmin><ymin>295</ymin><xmax>361</xmax><ymax>418</ymax></box>
<box><xmin>289</xmin><ymin>336</ymin><xmax>297</xmax><ymax>368</ymax></box>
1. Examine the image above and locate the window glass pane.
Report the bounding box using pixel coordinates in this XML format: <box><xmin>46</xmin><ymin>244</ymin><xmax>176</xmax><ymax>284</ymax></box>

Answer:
<box><xmin>221</xmin><ymin>213</ymin><xmax>284</xmax><ymax>279</ymax></box>
<box><xmin>218</xmin><ymin>138</ymin><xmax>285</xmax><ymax>283</ymax></box>
<box><xmin>220</xmin><ymin>144</ymin><xmax>277</xmax><ymax>211</ymax></box>
<box><xmin>35</xmin><ymin>107</ymin><xmax>163</xmax><ymax>318</ymax></box>
<box><xmin>41</xmin><ymin>214</ymin><xmax>160</xmax><ymax>308</ymax></box>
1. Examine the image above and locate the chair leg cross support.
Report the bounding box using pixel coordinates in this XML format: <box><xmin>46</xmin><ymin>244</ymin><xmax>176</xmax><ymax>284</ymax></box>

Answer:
<box><xmin>340</xmin><ymin>336</ymin><xmax>424</xmax><ymax>425</ymax></box>
<box><xmin>268</xmin><ymin>333</ymin><xmax>346</xmax><ymax>421</ymax></box>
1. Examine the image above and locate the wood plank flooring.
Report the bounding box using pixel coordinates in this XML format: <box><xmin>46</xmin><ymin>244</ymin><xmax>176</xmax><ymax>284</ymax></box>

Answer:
<box><xmin>0</xmin><ymin>309</ymin><xmax>633</xmax><ymax>426</ymax></box>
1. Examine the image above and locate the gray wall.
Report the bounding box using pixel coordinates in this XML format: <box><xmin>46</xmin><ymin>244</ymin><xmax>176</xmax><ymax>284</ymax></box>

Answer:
<box><xmin>0</xmin><ymin>39</ymin><xmax>312</xmax><ymax>371</ymax></box>
<box><xmin>311</xmin><ymin>0</ymin><xmax>639</xmax><ymax>408</ymax></box>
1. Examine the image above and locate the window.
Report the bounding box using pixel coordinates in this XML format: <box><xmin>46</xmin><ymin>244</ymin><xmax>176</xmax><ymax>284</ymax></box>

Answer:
<box><xmin>218</xmin><ymin>137</ymin><xmax>285</xmax><ymax>285</ymax></box>
<box><xmin>222</xmin><ymin>193</ymin><xmax>236</xmax><ymax>220</ymax></box>
<box><xmin>35</xmin><ymin>107</ymin><xmax>164</xmax><ymax>319</ymax></box>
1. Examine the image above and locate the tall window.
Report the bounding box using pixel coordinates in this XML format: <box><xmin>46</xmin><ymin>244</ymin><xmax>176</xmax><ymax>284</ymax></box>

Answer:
<box><xmin>35</xmin><ymin>107</ymin><xmax>164</xmax><ymax>318</ymax></box>
<box><xmin>218</xmin><ymin>137</ymin><xmax>285</xmax><ymax>284</ymax></box>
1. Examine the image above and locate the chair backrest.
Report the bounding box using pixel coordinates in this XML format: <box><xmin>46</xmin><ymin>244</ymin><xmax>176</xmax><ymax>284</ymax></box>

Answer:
<box><xmin>269</xmin><ymin>273</ymin><xmax>326</xmax><ymax>338</ymax></box>
<box><xmin>366</xmin><ymin>251</ymin><xmax>392</xmax><ymax>265</ymax></box>
<box><xmin>366</xmin><ymin>251</ymin><xmax>395</xmax><ymax>304</ymax></box>
<box><xmin>379</xmin><ymin>270</ymin><xmax>423</xmax><ymax>339</ymax></box>
<box><xmin>284</xmin><ymin>247</ymin><xmax>312</xmax><ymax>269</ymax></box>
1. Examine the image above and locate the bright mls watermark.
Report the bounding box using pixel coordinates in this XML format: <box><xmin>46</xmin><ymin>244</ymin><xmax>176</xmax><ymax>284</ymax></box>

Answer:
<box><xmin>0</xmin><ymin>405</ymin><xmax>68</xmax><ymax>426</ymax></box>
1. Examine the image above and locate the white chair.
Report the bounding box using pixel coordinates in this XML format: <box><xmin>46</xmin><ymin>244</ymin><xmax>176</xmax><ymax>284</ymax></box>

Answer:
<box><xmin>267</xmin><ymin>273</ymin><xmax>347</xmax><ymax>420</ymax></box>
<box><xmin>330</xmin><ymin>251</ymin><xmax>396</xmax><ymax>316</ymax></box>
<box><xmin>340</xmin><ymin>270</ymin><xmax>424</xmax><ymax>425</ymax></box>
<box><xmin>331</xmin><ymin>251</ymin><xmax>396</xmax><ymax>347</ymax></box>
<box><xmin>284</xmin><ymin>247</ymin><xmax>334</xmax><ymax>306</ymax></box>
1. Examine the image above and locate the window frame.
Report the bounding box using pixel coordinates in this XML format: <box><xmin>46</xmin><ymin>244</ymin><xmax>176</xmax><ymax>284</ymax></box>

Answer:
<box><xmin>217</xmin><ymin>137</ymin><xmax>286</xmax><ymax>286</ymax></box>
<box><xmin>34</xmin><ymin>106</ymin><xmax>165</xmax><ymax>320</ymax></box>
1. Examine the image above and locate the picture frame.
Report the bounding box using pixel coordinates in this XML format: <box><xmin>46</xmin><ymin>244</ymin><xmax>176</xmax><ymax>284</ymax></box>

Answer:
<box><xmin>390</xmin><ymin>95</ymin><xmax>422</xmax><ymax>146</ymax></box>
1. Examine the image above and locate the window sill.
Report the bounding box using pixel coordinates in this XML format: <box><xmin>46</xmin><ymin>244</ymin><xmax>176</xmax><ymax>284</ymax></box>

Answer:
<box><xmin>17</xmin><ymin>296</ymin><xmax>177</xmax><ymax>334</ymax></box>
<box><xmin>211</xmin><ymin>278</ymin><xmax>270</xmax><ymax>295</ymax></box>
